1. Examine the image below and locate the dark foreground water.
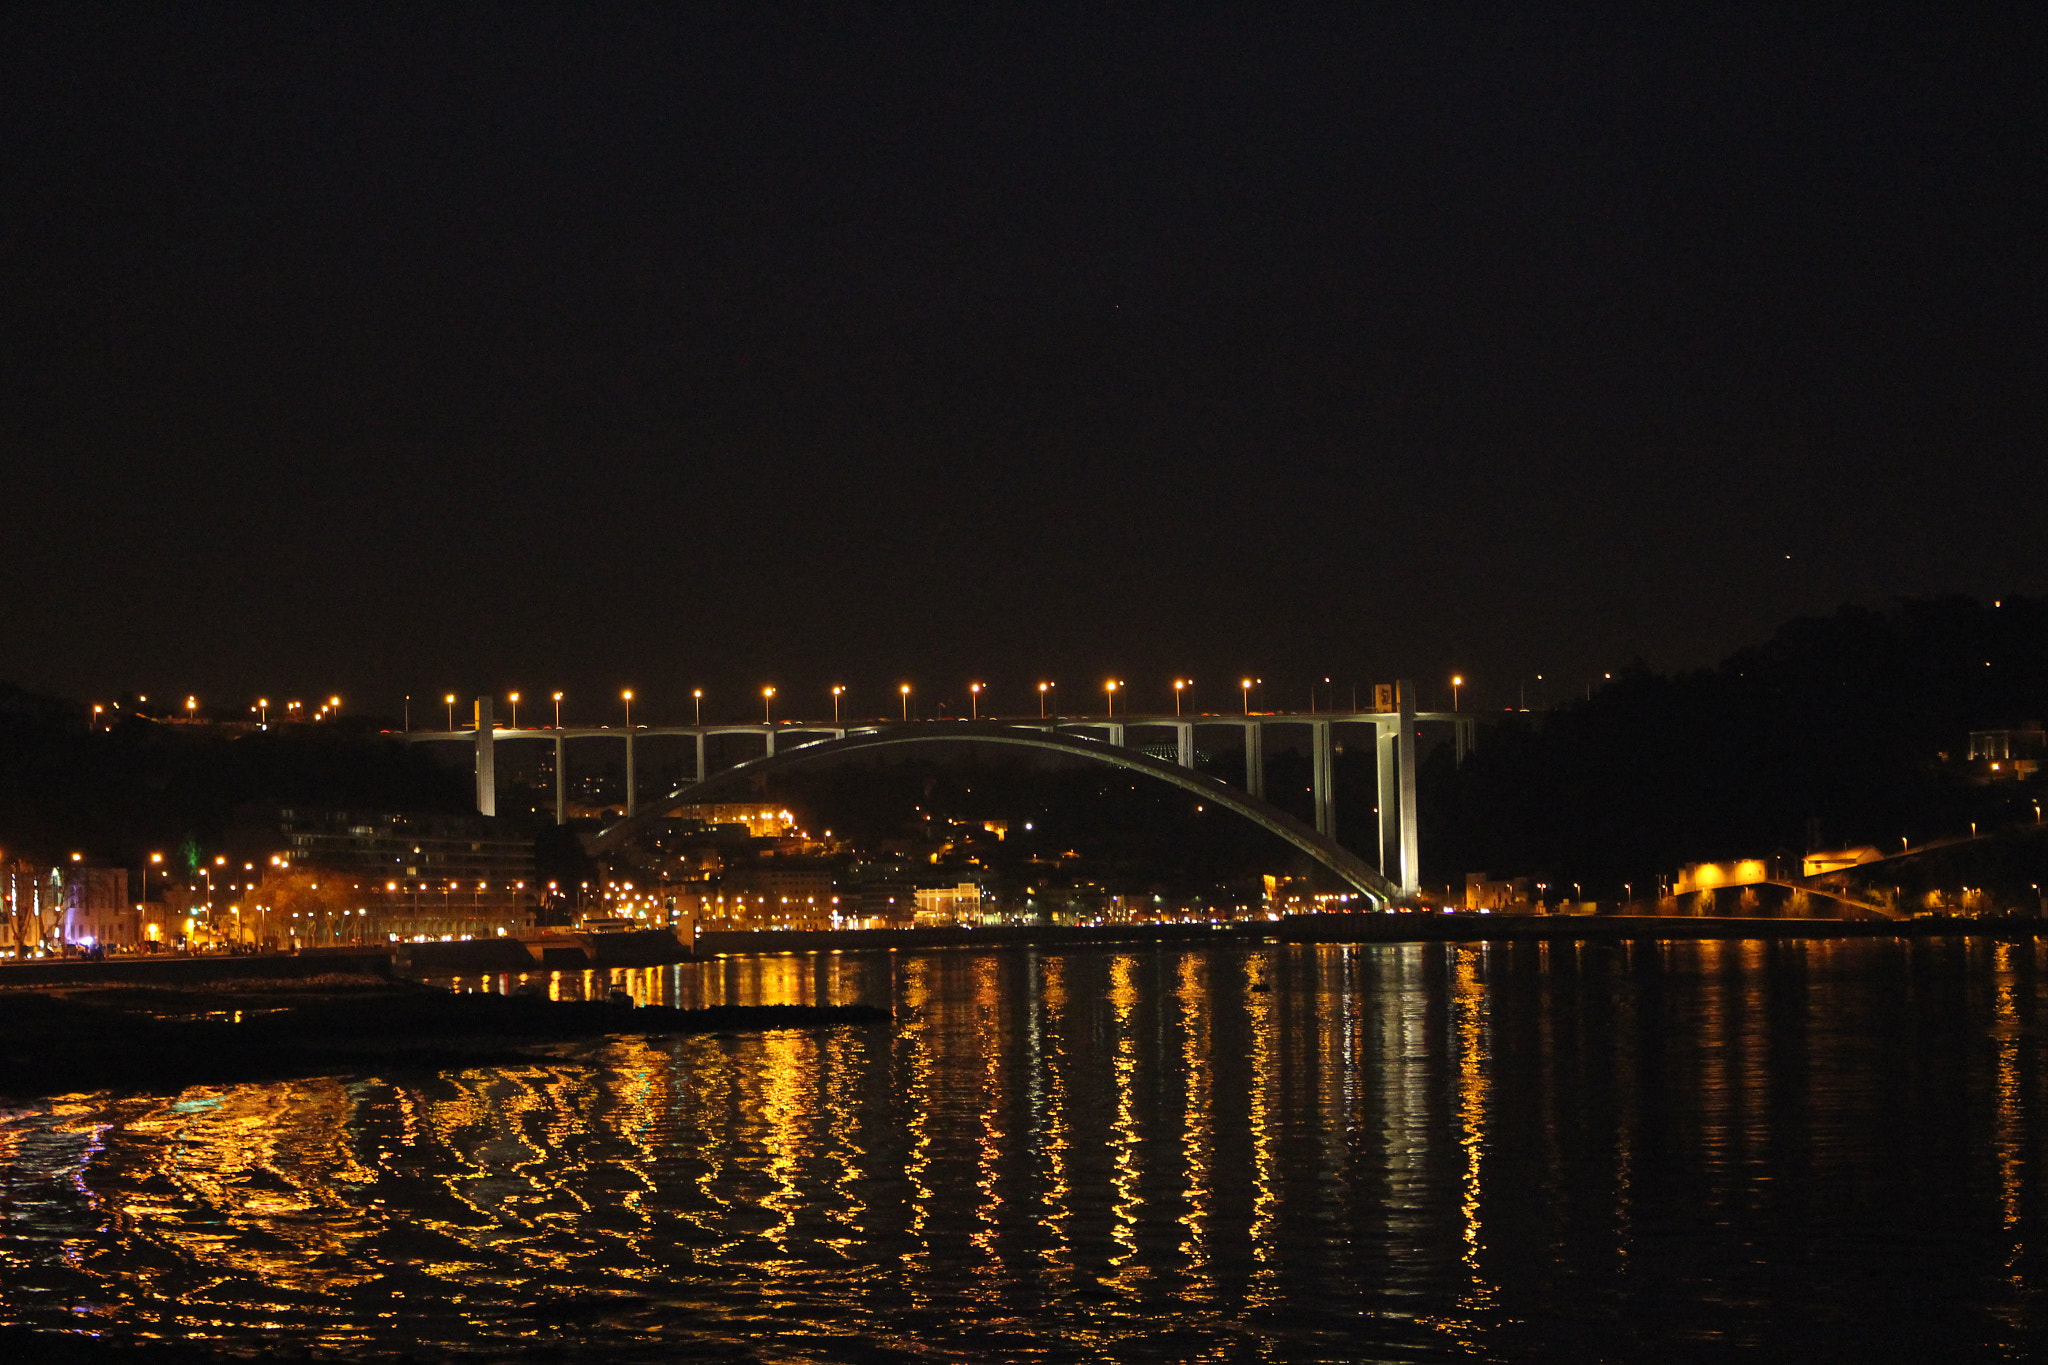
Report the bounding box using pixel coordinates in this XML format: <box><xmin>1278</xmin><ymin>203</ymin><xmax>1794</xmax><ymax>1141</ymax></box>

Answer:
<box><xmin>4</xmin><ymin>938</ymin><xmax>2048</xmax><ymax>1361</ymax></box>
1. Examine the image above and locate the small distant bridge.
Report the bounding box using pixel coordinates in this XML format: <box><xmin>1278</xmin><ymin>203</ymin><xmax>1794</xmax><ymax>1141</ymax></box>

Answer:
<box><xmin>404</xmin><ymin>685</ymin><xmax>1474</xmax><ymax>901</ymax></box>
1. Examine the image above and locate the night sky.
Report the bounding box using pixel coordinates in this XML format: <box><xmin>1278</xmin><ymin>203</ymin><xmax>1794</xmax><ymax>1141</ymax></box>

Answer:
<box><xmin>4</xmin><ymin>6</ymin><xmax>2043</xmax><ymax>724</ymax></box>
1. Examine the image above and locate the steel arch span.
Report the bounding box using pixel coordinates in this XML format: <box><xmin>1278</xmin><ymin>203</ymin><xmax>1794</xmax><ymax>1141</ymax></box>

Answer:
<box><xmin>584</xmin><ymin>722</ymin><xmax>1399</xmax><ymax>907</ymax></box>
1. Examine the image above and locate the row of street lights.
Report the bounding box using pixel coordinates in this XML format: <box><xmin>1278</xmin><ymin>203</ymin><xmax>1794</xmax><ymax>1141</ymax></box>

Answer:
<box><xmin>444</xmin><ymin>678</ymin><xmax>1290</xmax><ymax>729</ymax></box>
<box><xmin>434</xmin><ymin>673</ymin><xmax>1507</xmax><ymax>728</ymax></box>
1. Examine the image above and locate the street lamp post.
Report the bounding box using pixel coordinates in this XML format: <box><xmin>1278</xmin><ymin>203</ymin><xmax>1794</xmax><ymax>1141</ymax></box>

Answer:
<box><xmin>508</xmin><ymin>692</ymin><xmax>520</xmax><ymax>729</ymax></box>
<box><xmin>1174</xmin><ymin>679</ymin><xmax>1187</xmax><ymax>716</ymax></box>
<box><xmin>622</xmin><ymin>690</ymin><xmax>634</xmax><ymax>728</ymax></box>
<box><xmin>552</xmin><ymin>691</ymin><xmax>563</xmax><ymax>728</ymax></box>
<box><xmin>1105</xmin><ymin>680</ymin><xmax>1119</xmax><ymax>717</ymax></box>
<box><xmin>762</xmin><ymin>686</ymin><xmax>776</xmax><ymax>723</ymax></box>
<box><xmin>1038</xmin><ymin>682</ymin><xmax>1053</xmax><ymax>718</ymax></box>
<box><xmin>445</xmin><ymin>694</ymin><xmax>456</xmax><ymax>730</ymax></box>
<box><xmin>970</xmin><ymin>683</ymin><xmax>982</xmax><ymax>720</ymax></box>
<box><xmin>900</xmin><ymin>684</ymin><xmax>912</xmax><ymax>721</ymax></box>
<box><xmin>258</xmin><ymin>699</ymin><xmax>269</xmax><ymax>728</ymax></box>
<box><xmin>1241</xmin><ymin>679</ymin><xmax>1255</xmax><ymax>714</ymax></box>
<box><xmin>1451</xmin><ymin>675</ymin><xmax>1464</xmax><ymax>712</ymax></box>
<box><xmin>832</xmin><ymin>685</ymin><xmax>845</xmax><ymax>723</ymax></box>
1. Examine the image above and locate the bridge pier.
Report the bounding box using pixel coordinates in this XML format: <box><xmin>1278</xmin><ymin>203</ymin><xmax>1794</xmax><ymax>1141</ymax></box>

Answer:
<box><xmin>1311</xmin><ymin>719</ymin><xmax>1334</xmax><ymax>838</ymax></box>
<box><xmin>624</xmin><ymin>729</ymin><xmax>636</xmax><ymax>817</ymax></box>
<box><xmin>472</xmin><ymin>698</ymin><xmax>497</xmax><ymax>817</ymax></box>
<box><xmin>1395</xmin><ymin>681</ymin><xmax>1418</xmax><ymax>896</ymax></box>
<box><xmin>1175</xmin><ymin>721</ymin><xmax>1194</xmax><ymax>769</ymax></box>
<box><xmin>1244</xmin><ymin>721</ymin><xmax>1265</xmax><ymax>800</ymax></box>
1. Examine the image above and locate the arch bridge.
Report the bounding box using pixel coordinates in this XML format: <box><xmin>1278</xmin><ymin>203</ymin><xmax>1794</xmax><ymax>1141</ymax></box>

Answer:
<box><xmin>403</xmin><ymin>684</ymin><xmax>1473</xmax><ymax>900</ymax></box>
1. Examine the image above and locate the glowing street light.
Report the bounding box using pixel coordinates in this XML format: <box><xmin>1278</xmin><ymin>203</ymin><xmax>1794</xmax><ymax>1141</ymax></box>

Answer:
<box><xmin>549</xmin><ymin>691</ymin><xmax>563</xmax><ymax>728</ymax></box>
<box><xmin>1038</xmin><ymin>681</ymin><xmax>1054</xmax><ymax>718</ymax></box>
<box><xmin>185</xmin><ymin>695</ymin><xmax>198</xmax><ymax>719</ymax></box>
<box><xmin>507</xmin><ymin>692</ymin><xmax>520</xmax><ymax>728</ymax></box>
<box><xmin>1241</xmin><ymin>678</ymin><xmax>1256</xmax><ymax>714</ymax></box>
<box><xmin>969</xmin><ymin>683</ymin><xmax>983</xmax><ymax>720</ymax></box>
<box><xmin>445</xmin><ymin>694</ymin><xmax>456</xmax><ymax>730</ymax></box>
<box><xmin>92</xmin><ymin>703</ymin><xmax>104</xmax><ymax>730</ymax></box>
<box><xmin>1451</xmin><ymin>675</ymin><xmax>1464</xmax><ymax>712</ymax></box>
<box><xmin>1173</xmin><ymin>678</ymin><xmax>1188</xmax><ymax>716</ymax></box>
<box><xmin>622</xmin><ymin>689</ymin><xmax>634</xmax><ymax>727</ymax></box>
<box><xmin>692</xmin><ymin>688</ymin><xmax>703</xmax><ymax>725</ymax></box>
<box><xmin>762</xmin><ymin>685</ymin><xmax>776</xmax><ymax>723</ymax></box>
<box><xmin>257</xmin><ymin>698</ymin><xmax>269</xmax><ymax>727</ymax></box>
<box><xmin>900</xmin><ymin>683</ymin><xmax>912</xmax><ymax>722</ymax></box>
<box><xmin>831</xmin><ymin>685</ymin><xmax>845</xmax><ymax>723</ymax></box>
<box><xmin>1105</xmin><ymin>679</ymin><xmax>1120</xmax><ymax>717</ymax></box>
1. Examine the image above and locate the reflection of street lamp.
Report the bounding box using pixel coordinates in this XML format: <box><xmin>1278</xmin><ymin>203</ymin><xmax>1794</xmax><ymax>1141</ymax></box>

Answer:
<box><xmin>970</xmin><ymin>683</ymin><xmax>983</xmax><ymax>720</ymax></box>
<box><xmin>1038</xmin><ymin>681</ymin><xmax>1053</xmax><ymax>718</ymax></box>
<box><xmin>445</xmin><ymin>694</ymin><xmax>456</xmax><ymax>730</ymax></box>
<box><xmin>1451</xmin><ymin>675</ymin><xmax>1464</xmax><ymax>711</ymax></box>
<box><xmin>508</xmin><ymin>692</ymin><xmax>520</xmax><ymax>728</ymax></box>
<box><xmin>762</xmin><ymin>686</ymin><xmax>776</xmax><ymax>723</ymax></box>
<box><xmin>831</xmin><ymin>685</ymin><xmax>845</xmax><ymax>723</ymax></box>
<box><xmin>900</xmin><ymin>684</ymin><xmax>912</xmax><ymax>721</ymax></box>
<box><xmin>622</xmin><ymin>690</ymin><xmax>634</xmax><ymax>728</ymax></box>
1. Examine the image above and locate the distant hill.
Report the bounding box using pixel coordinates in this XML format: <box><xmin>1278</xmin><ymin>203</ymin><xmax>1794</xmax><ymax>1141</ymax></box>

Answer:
<box><xmin>0</xmin><ymin>687</ymin><xmax>470</xmax><ymax>867</ymax></box>
<box><xmin>1422</xmin><ymin>596</ymin><xmax>2048</xmax><ymax>897</ymax></box>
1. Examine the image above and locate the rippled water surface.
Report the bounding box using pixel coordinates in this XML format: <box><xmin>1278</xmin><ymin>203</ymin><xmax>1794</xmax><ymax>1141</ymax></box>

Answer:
<box><xmin>5</xmin><ymin>938</ymin><xmax>2048</xmax><ymax>1361</ymax></box>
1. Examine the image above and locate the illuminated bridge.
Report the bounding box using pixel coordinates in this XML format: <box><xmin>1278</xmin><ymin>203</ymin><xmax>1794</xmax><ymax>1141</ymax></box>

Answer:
<box><xmin>403</xmin><ymin>684</ymin><xmax>1471</xmax><ymax>902</ymax></box>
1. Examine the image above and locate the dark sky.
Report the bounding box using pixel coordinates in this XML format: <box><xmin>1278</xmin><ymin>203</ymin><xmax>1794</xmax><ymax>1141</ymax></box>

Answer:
<box><xmin>3</xmin><ymin>5</ymin><xmax>2043</xmax><ymax>723</ymax></box>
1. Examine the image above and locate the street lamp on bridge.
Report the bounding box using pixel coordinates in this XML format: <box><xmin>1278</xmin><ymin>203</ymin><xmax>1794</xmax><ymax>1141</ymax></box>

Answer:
<box><xmin>622</xmin><ymin>689</ymin><xmax>634</xmax><ymax>728</ymax></box>
<box><xmin>1105</xmin><ymin>679</ymin><xmax>1120</xmax><ymax>717</ymax></box>
<box><xmin>1173</xmin><ymin>678</ymin><xmax>1188</xmax><ymax>716</ymax></box>
<box><xmin>1451</xmin><ymin>675</ymin><xmax>1464</xmax><ymax>712</ymax></box>
<box><xmin>969</xmin><ymin>683</ymin><xmax>983</xmax><ymax>720</ymax></box>
<box><xmin>552</xmin><ymin>691</ymin><xmax>563</xmax><ymax>728</ymax></box>
<box><xmin>1241</xmin><ymin>678</ymin><xmax>1258</xmax><ymax>714</ymax></box>
<box><xmin>1038</xmin><ymin>681</ymin><xmax>1053</xmax><ymax>718</ymax></box>
<box><xmin>691</xmin><ymin>689</ymin><xmax>702</xmax><ymax>725</ymax></box>
<box><xmin>831</xmin><ymin>685</ymin><xmax>845</xmax><ymax>723</ymax></box>
<box><xmin>508</xmin><ymin>692</ymin><xmax>520</xmax><ymax>728</ymax></box>
<box><xmin>900</xmin><ymin>683</ymin><xmax>912</xmax><ymax>721</ymax></box>
<box><xmin>762</xmin><ymin>686</ymin><xmax>776</xmax><ymax>723</ymax></box>
<box><xmin>444</xmin><ymin>694</ymin><xmax>456</xmax><ymax>730</ymax></box>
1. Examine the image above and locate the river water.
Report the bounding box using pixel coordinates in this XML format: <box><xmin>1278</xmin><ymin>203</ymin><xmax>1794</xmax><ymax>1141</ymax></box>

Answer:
<box><xmin>3</xmin><ymin>938</ymin><xmax>2047</xmax><ymax>1361</ymax></box>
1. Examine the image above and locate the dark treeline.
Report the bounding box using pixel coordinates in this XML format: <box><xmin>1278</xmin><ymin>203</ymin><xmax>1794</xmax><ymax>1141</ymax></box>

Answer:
<box><xmin>1423</xmin><ymin>597</ymin><xmax>2048</xmax><ymax>896</ymax></box>
<box><xmin>0</xmin><ymin>688</ymin><xmax>469</xmax><ymax>868</ymax></box>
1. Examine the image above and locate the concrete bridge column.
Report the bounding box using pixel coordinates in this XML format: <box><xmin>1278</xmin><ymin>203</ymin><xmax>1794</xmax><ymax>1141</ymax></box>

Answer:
<box><xmin>1106</xmin><ymin>722</ymin><xmax>1125</xmax><ymax>749</ymax></box>
<box><xmin>1311</xmin><ymin>719</ymin><xmax>1334</xmax><ymax>838</ymax></box>
<box><xmin>1395</xmin><ymin>680</ymin><xmax>1419</xmax><ymax>897</ymax></box>
<box><xmin>1244</xmin><ymin>720</ymin><xmax>1265</xmax><ymax>800</ymax></box>
<box><xmin>554</xmin><ymin>734</ymin><xmax>566</xmax><ymax>825</ymax></box>
<box><xmin>1175</xmin><ymin>721</ymin><xmax>1195</xmax><ymax>768</ymax></box>
<box><xmin>1376</xmin><ymin>719</ymin><xmax>1398</xmax><ymax>876</ymax></box>
<box><xmin>473</xmin><ymin>698</ymin><xmax>496</xmax><ymax>818</ymax></box>
<box><xmin>694</xmin><ymin>731</ymin><xmax>707</xmax><ymax>784</ymax></box>
<box><xmin>764</xmin><ymin>727</ymin><xmax>777</xmax><ymax>759</ymax></box>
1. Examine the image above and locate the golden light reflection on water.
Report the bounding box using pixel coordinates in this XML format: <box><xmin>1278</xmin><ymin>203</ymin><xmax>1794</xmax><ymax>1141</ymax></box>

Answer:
<box><xmin>6</xmin><ymin>941</ymin><xmax>2048</xmax><ymax>1360</ymax></box>
<box><xmin>1174</xmin><ymin>950</ymin><xmax>1213</xmax><ymax>1301</ymax></box>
